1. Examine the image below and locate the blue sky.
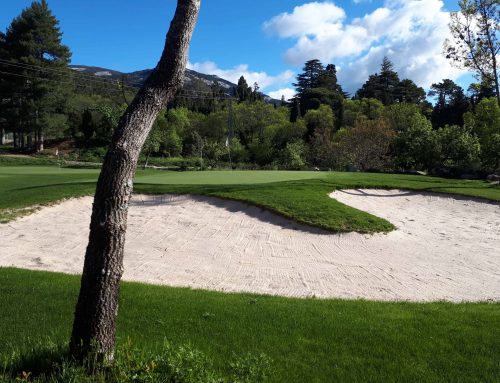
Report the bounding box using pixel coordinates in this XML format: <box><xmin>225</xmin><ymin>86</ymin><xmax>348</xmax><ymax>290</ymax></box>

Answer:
<box><xmin>2</xmin><ymin>1</ymin><xmax>470</xmax><ymax>98</ymax></box>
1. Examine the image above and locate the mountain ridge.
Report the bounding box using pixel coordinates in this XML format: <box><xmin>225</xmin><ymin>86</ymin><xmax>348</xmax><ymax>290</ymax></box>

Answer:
<box><xmin>69</xmin><ymin>65</ymin><xmax>279</xmax><ymax>103</ymax></box>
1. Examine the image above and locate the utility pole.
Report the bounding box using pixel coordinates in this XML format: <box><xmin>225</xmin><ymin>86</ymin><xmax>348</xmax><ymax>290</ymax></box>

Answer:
<box><xmin>227</xmin><ymin>98</ymin><xmax>234</xmax><ymax>169</ymax></box>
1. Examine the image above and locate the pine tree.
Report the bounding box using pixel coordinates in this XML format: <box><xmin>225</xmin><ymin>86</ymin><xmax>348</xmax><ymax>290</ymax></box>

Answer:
<box><xmin>356</xmin><ymin>57</ymin><xmax>400</xmax><ymax>105</ymax></box>
<box><xmin>396</xmin><ymin>79</ymin><xmax>426</xmax><ymax>104</ymax></box>
<box><xmin>291</xmin><ymin>59</ymin><xmax>345</xmax><ymax>124</ymax></box>
<box><xmin>280</xmin><ymin>95</ymin><xmax>287</xmax><ymax>107</ymax></box>
<box><xmin>236</xmin><ymin>75</ymin><xmax>251</xmax><ymax>102</ymax></box>
<box><xmin>70</xmin><ymin>0</ymin><xmax>200</xmax><ymax>361</ymax></box>
<box><xmin>251</xmin><ymin>82</ymin><xmax>263</xmax><ymax>102</ymax></box>
<box><xmin>293</xmin><ymin>59</ymin><xmax>324</xmax><ymax>94</ymax></box>
<box><xmin>80</xmin><ymin>108</ymin><xmax>95</xmax><ymax>141</ymax></box>
<box><xmin>356</xmin><ymin>57</ymin><xmax>426</xmax><ymax>106</ymax></box>
<box><xmin>316</xmin><ymin>64</ymin><xmax>338</xmax><ymax>90</ymax></box>
<box><xmin>2</xmin><ymin>0</ymin><xmax>72</xmax><ymax>151</ymax></box>
<box><xmin>428</xmin><ymin>79</ymin><xmax>470</xmax><ymax>128</ymax></box>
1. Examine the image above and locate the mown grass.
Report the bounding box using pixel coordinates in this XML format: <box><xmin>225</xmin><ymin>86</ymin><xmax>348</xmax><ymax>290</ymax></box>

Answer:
<box><xmin>0</xmin><ymin>268</ymin><xmax>499</xmax><ymax>382</ymax></box>
<box><xmin>0</xmin><ymin>155</ymin><xmax>61</xmax><ymax>167</ymax></box>
<box><xmin>1</xmin><ymin>165</ymin><xmax>499</xmax><ymax>232</ymax></box>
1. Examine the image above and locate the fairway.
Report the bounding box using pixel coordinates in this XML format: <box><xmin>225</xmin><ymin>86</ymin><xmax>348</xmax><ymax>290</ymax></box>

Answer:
<box><xmin>136</xmin><ymin>169</ymin><xmax>327</xmax><ymax>184</ymax></box>
<box><xmin>1</xmin><ymin>165</ymin><xmax>499</xmax><ymax>229</ymax></box>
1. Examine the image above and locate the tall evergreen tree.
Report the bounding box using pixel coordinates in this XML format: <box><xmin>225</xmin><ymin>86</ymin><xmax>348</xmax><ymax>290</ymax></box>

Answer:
<box><xmin>356</xmin><ymin>57</ymin><xmax>427</xmax><ymax>106</ymax></box>
<box><xmin>250</xmin><ymin>82</ymin><xmax>263</xmax><ymax>102</ymax></box>
<box><xmin>428</xmin><ymin>79</ymin><xmax>470</xmax><ymax>128</ymax></box>
<box><xmin>293</xmin><ymin>59</ymin><xmax>324</xmax><ymax>95</ymax></box>
<box><xmin>291</xmin><ymin>59</ymin><xmax>345</xmax><ymax>126</ymax></box>
<box><xmin>396</xmin><ymin>79</ymin><xmax>426</xmax><ymax>104</ymax></box>
<box><xmin>80</xmin><ymin>108</ymin><xmax>95</xmax><ymax>141</ymax></box>
<box><xmin>70</xmin><ymin>0</ymin><xmax>200</xmax><ymax>361</ymax></box>
<box><xmin>355</xmin><ymin>57</ymin><xmax>400</xmax><ymax>105</ymax></box>
<box><xmin>280</xmin><ymin>95</ymin><xmax>287</xmax><ymax>107</ymax></box>
<box><xmin>2</xmin><ymin>0</ymin><xmax>72</xmax><ymax>151</ymax></box>
<box><xmin>236</xmin><ymin>75</ymin><xmax>251</xmax><ymax>102</ymax></box>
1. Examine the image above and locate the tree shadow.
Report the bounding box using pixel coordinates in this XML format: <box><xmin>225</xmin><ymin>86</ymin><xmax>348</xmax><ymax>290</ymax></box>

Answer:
<box><xmin>2</xmin><ymin>343</ymin><xmax>70</xmax><ymax>381</ymax></box>
<box><xmin>10</xmin><ymin>181</ymin><xmax>96</xmax><ymax>192</ymax></box>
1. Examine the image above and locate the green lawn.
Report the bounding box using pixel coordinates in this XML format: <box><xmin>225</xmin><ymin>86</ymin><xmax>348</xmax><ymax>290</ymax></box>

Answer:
<box><xmin>1</xmin><ymin>165</ymin><xmax>499</xmax><ymax>231</ymax></box>
<box><xmin>1</xmin><ymin>268</ymin><xmax>499</xmax><ymax>382</ymax></box>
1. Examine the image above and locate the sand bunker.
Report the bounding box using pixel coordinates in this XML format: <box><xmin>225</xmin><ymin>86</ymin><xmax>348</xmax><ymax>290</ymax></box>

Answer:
<box><xmin>0</xmin><ymin>190</ymin><xmax>499</xmax><ymax>302</ymax></box>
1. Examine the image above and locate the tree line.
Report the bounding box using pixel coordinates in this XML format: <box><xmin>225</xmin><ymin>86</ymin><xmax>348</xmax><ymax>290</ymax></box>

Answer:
<box><xmin>0</xmin><ymin>0</ymin><xmax>498</xmax><ymax>176</ymax></box>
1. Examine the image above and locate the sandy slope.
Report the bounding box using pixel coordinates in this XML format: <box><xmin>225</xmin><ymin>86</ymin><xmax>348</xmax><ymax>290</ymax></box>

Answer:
<box><xmin>0</xmin><ymin>190</ymin><xmax>499</xmax><ymax>302</ymax></box>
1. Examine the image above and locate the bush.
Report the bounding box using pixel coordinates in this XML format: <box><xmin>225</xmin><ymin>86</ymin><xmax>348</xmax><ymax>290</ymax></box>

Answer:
<box><xmin>482</xmin><ymin>133</ymin><xmax>500</xmax><ymax>172</ymax></box>
<box><xmin>137</xmin><ymin>156</ymin><xmax>200</xmax><ymax>170</ymax></box>
<box><xmin>392</xmin><ymin>116</ymin><xmax>438</xmax><ymax>171</ymax></box>
<box><xmin>464</xmin><ymin>98</ymin><xmax>500</xmax><ymax>171</ymax></box>
<box><xmin>435</xmin><ymin>125</ymin><xmax>481</xmax><ymax>173</ymax></box>
<box><xmin>66</xmin><ymin>147</ymin><xmax>108</xmax><ymax>163</ymax></box>
<box><xmin>279</xmin><ymin>141</ymin><xmax>306</xmax><ymax>169</ymax></box>
<box><xmin>336</xmin><ymin>118</ymin><xmax>395</xmax><ymax>171</ymax></box>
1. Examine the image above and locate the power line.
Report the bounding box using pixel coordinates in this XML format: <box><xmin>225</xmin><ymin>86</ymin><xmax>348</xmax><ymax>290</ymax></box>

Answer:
<box><xmin>0</xmin><ymin>59</ymin><xmax>240</xmax><ymax>97</ymax></box>
<box><xmin>0</xmin><ymin>70</ymin><xmax>127</xmax><ymax>95</ymax></box>
<box><xmin>0</xmin><ymin>59</ymin><xmax>140</xmax><ymax>92</ymax></box>
<box><xmin>0</xmin><ymin>67</ymin><xmax>237</xmax><ymax>101</ymax></box>
<box><xmin>0</xmin><ymin>59</ymin><xmax>239</xmax><ymax>99</ymax></box>
<box><xmin>0</xmin><ymin>58</ymin><xmax>138</xmax><ymax>89</ymax></box>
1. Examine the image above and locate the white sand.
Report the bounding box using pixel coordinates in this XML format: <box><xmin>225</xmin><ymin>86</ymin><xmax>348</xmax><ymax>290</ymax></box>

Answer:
<box><xmin>0</xmin><ymin>190</ymin><xmax>499</xmax><ymax>302</ymax></box>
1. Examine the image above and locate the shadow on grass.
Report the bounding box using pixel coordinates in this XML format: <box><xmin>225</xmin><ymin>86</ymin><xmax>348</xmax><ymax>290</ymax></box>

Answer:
<box><xmin>192</xmin><ymin>194</ymin><xmax>331</xmax><ymax>235</ymax></box>
<box><xmin>335</xmin><ymin>189</ymin><xmax>417</xmax><ymax>198</ymax></box>
<box><xmin>1</xmin><ymin>340</ymin><xmax>272</xmax><ymax>383</ymax></box>
<box><xmin>9</xmin><ymin>181</ymin><xmax>96</xmax><ymax>192</ymax></box>
<box><xmin>1</xmin><ymin>342</ymin><xmax>69</xmax><ymax>381</ymax></box>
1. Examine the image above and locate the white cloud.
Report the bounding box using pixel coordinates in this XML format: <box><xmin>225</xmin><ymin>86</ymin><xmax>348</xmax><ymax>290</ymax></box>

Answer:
<box><xmin>187</xmin><ymin>61</ymin><xmax>294</xmax><ymax>91</ymax></box>
<box><xmin>264</xmin><ymin>0</ymin><xmax>467</xmax><ymax>92</ymax></box>
<box><xmin>267</xmin><ymin>88</ymin><xmax>296</xmax><ymax>101</ymax></box>
<box><xmin>263</xmin><ymin>2</ymin><xmax>346</xmax><ymax>39</ymax></box>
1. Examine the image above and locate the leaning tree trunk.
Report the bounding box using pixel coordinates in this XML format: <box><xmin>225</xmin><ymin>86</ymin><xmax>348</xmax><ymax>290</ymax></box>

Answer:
<box><xmin>70</xmin><ymin>0</ymin><xmax>201</xmax><ymax>360</ymax></box>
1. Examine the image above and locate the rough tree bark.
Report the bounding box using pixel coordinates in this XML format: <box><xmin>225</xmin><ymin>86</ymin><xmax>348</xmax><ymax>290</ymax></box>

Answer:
<box><xmin>70</xmin><ymin>0</ymin><xmax>201</xmax><ymax>360</ymax></box>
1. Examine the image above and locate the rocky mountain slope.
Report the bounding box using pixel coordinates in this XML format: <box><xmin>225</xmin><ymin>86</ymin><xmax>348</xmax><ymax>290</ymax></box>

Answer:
<box><xmin>70</xmin><ymin>65</ymin><xmax>278</xmax><ymax>102</ymax></box>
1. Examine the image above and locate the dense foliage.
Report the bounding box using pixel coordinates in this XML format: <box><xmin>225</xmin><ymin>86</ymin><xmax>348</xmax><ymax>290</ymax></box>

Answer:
<box><xmin>1</xmin><ymin>1</ymin><xmax>499</xmax><ymax>176</ymax></box>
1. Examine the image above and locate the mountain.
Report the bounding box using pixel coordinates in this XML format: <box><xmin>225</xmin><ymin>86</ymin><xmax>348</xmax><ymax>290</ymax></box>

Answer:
<box><xmin>70</xmin><ymin>65</ymin><xmax>236</xmax><ymax>92</ymax></box>
<box><xmin>69</xmin><ymin>65</ymin><xmax>278</xmax><ymax>103</ymax></box>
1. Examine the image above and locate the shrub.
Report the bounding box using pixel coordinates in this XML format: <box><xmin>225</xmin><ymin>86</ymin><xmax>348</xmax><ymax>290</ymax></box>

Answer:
<box><xmin>435</xmin><ymin>125</ymin><xmax>481</xmax><ymax>173</ymax></box>
<box><xmin>464</xmin><ymin>98</ymin><xmax>500</xmax><ymax>171</ymax></box>
<box><xmin>337</xmin><ymin>118</ymin><xmax>395</xmax><ymax>171</ymax></box>
<box><xmin>280</xmin><ymin>141</ymin><xmax>306</xmax><ymax>169</ymax></box>
<box><xmin>392</xmin><ymin>115</ymin><xmax>439</xmax><ymax>171</ymax></box>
